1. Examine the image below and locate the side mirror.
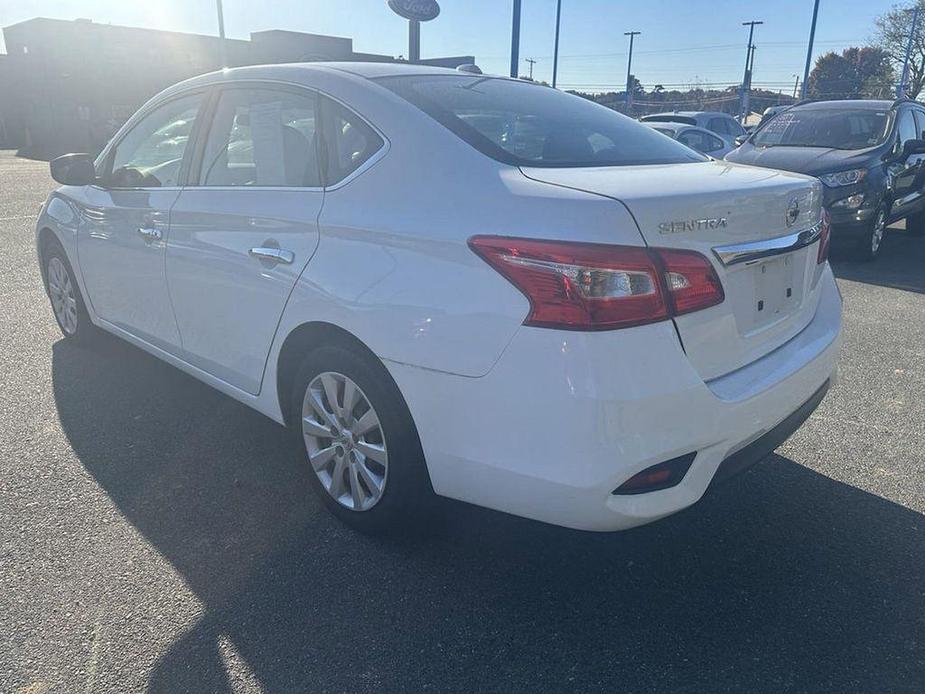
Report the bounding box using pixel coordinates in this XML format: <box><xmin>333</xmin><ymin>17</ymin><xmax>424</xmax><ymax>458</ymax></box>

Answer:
<box><xmin>902</xmin><ymin>138</ymin><xmax>925</xmax><ymax>158</ymax></box>
<box><xmin>50</xmin><ymin>153</ymin><xmax>96</xmax><ymax>186</ymax></box>
<box><xmin>734</xmin><ymin>135</ymin><xmax>748</xmax><ymax>146</ymax></box>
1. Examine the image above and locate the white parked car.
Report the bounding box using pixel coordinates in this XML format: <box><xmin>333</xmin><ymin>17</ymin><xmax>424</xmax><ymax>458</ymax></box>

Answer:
<box><xmin>642</xmin><ymin>121</ymin><xmax>734</xmax><ymax>158</ymax></box>
<box><xmin>38</xmin><ymin>64</ymin><xmax>841</xmax><ymax>533</ymax></box>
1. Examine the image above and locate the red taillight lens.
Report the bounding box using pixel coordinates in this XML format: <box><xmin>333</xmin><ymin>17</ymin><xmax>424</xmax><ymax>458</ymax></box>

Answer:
<box><xmin>656</xmin><ymin>248</ymin><xmax>725</xmax><ymax>316</ymax></box>
<box><xmin>468</xmin><ymin>236</ymin><xmax>724</xmax><ymax>331</ymax></box>
<box><xmin>817</xmin><ymin>208</ymin><xmax>831</xmax><ymax>265</ymax></box>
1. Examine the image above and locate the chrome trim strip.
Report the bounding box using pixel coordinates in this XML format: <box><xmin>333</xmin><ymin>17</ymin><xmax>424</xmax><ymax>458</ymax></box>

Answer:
<box><xmin>712</xmin><ymin>223</ymin><xmax>823</xmax><ymax>266</ymax></box>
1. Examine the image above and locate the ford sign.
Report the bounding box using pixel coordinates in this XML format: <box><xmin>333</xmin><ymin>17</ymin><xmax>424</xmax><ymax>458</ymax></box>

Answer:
<box><xmin>388</xmin><ymin>0</ymin><xmax>440</xmax><ymax>22</ymax></box>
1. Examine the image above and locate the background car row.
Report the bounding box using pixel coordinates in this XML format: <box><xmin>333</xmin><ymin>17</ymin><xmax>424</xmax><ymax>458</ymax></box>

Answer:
<box><xmin>643</xmin><ymin>99</ymin><xmax>925</xmax><ymax>261</ymax></box>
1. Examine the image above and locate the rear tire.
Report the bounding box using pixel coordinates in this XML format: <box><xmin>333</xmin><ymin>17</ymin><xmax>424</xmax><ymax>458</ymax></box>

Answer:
<box><xmin>42</xmin><ymin>239</ymin><xmax>97</xmax><ymax>343</ymax></box>
<box><xmin>290</xmin><ymin>343</ymin><xmax>434</xmax><ymax>533</ymax></box>
<box><xmin>855</xmin><ymin>206</ymin><xmax>887</xmax><ymax>261</ymax></box>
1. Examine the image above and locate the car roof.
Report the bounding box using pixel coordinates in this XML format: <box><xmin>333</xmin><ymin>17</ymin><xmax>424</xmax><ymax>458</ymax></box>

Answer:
<box><xmin>793</xmin><ymin>99</ymin><xmax>898</xmax><ymax>111</ymax></box>
<box><xmin>642</xmin><ymin>121</ymin><xmax>693</xmax><ymax>133</ymax></box>
<box><xmin>642</xmin><ymin>111</ymin><xmax>731</xmax><ymax>119</ymax></box>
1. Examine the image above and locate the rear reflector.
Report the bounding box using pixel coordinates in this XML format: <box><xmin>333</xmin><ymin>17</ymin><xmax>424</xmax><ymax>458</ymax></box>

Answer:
<box><xmin>469</xmin><ymin>236</ymin><xmax>723</xmax><ymax>331</ymax></box>
<box><xmin>612</xmin><ymin>453</ymin><xmax>697</xmax><ymax>495</ymax></box>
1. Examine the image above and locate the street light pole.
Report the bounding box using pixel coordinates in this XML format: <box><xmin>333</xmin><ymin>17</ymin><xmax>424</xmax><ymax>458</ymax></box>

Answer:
<box><xmin>800</xmin><ymin>0</ymin><xmax>820</xmax><ymax>99</ymax></box>
<box><xmin>898</xmin><ymin>6</ymin><xmax>921</xmax><ymax>98</ymax></box>
<box><xmin>624</xmin><ymin>31</ymin><xmax>641</xmax><ymax>111</ymax></box>
<box><xmin>408</xmin><ymin>20</ymin><xmax>421</xmax><ymax>63</ymax></box>
<box><xmin>510</xmin><ymin>0</ymin><xmax>522</xmax><ymax>78</ymax></box>
<box><xmin>740</xmin><ymin>20</ymin><xmax>763</xmax><ymax>123</ymax></box>
<box><xmin>552</xmin><ymin>0</ymin><xmax>562</xmax><ymax>88</ymax></box>
<box><xmin>216</xmin><ymin>0</ymin><xmax>227</xmax><ymax>68</ymax></box>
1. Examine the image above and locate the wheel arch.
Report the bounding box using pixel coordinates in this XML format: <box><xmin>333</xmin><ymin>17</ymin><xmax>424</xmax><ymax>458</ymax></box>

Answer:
<box><xmin>36</xmin><ymin>226</ymin><xmax>62</xmax><ymax>283</ymax></box>
<box><xmin>276</xmin><ymin>321</ymin><xmax>398</xmax><ymax>429</ymax></box>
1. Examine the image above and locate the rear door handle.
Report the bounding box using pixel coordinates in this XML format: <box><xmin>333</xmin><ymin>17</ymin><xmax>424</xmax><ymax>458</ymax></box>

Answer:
<box><xmin>249</xmin><ymin>247</ymin><xmax>294</xmax><ymax>264</ymax></box>
<box><xmin>137</xmin><ymin>227</ymin><xmax>162</xmax><ymax>242</ymax></box>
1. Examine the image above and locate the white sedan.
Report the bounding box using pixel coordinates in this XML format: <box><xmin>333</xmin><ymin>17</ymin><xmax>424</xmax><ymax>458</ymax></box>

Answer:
<box><xmin>37</xmin><ymin>63</ymin><xmax>841</xmax><ymax>533</ymax></box>
<box><xmin>642</xmin><ymin>121</ymin><xmax>734</xmax><ymax>158</ymax></box>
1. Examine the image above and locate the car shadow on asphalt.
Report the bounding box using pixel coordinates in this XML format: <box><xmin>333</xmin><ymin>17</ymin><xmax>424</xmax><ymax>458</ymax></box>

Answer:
<box><xmin>51</xmin><ymin>335</ymin><xmax>925</xmax><ymax>693</ymax></box>
<box><xmin>830</xmin><ymin>226</ymin><xmax>925</xmax><ymax>294</ymax></box>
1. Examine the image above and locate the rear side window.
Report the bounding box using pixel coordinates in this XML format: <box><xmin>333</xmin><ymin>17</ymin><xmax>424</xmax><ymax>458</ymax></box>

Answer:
<box><xmin>321</xmin><ymin>97</ymin><xmax>385</xmax><ymax>185</ymax></box>
<box><xmin>708</xmin><ymin>118</ymin><xmax>730</xmax><ymax>136</ymax></box>
<box><xmin>378</xmin><ymin>75</ymin><xmax>705</xmax><ymax>168</ymax></box>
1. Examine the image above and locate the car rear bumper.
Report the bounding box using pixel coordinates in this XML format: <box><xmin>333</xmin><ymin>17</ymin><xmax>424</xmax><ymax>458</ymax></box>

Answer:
<box><xmin>386</xmin><ymin>267</ymin><xmax>842</xmax><ymax>532</ymax></box>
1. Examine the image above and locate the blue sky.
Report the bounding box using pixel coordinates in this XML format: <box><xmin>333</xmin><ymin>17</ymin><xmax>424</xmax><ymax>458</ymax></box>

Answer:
<box><xmin>0</xmin><ymin>0</ymin><xmax>903</xmax><ymax>92</ymax></box>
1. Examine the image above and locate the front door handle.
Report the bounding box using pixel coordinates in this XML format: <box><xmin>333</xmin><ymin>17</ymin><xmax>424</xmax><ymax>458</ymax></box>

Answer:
<box><xmin>137</xmin><ymin>227</ymin><xmax>162</xmax><ymax>242</ymax></box>
<box><xmin>249</xmin><ymin>247</ymin><xmax>294</xmax><ymax>264</ymax></box>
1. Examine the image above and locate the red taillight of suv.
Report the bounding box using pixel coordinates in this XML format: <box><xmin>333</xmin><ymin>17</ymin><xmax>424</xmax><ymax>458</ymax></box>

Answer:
<box><xmin>817</xmin><ymin>208</ymin><xmax>831</xmax><ymax>265</ymax></box>
<box><xmin>468</xmin><ymin>236</ymin><xmax>724</xmax><ymax>331</ymax></box>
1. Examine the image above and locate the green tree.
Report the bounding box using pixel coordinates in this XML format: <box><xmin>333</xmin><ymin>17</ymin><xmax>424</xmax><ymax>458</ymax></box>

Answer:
<box><xmin>876</xmin><ymin>2</ymin><xmax>924</xmax><ymax>98</ymax></box>
<box><xmin>808</xmin><ymin>47</ymin><xmax>894</xmax><ymax>99</ymax></box>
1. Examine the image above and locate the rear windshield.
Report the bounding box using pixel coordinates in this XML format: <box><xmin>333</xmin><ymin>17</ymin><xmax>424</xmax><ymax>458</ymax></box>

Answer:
<box><xmin>751</xmin><ymin>108</ymin><xmax>892</xmax><ymax>150</ymax></box>
<box><xmin>377</xmin><ymin>75</ymin><xmax>706</xmax><ymax>168</ymax></box>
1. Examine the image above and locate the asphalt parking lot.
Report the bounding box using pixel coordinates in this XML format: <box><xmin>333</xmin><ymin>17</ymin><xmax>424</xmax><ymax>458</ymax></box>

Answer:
<box><xmin>1</xmin><ymin>148</ymin><xmax>924</xmax><ymax>694</ymax></box>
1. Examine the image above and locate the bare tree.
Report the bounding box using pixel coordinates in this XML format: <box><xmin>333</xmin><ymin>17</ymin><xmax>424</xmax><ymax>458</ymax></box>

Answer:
<box><xmin>876</xmin><ymin>1</ymin><xmax>925</xmax><ymax>98</ymax></box>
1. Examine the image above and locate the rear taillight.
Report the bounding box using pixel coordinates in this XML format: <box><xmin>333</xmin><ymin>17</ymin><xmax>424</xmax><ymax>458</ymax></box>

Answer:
<box><xmin>468</xmin><ymin>236</ymin><xmax>724</xmax><ymax>331</ymax></box>
<box><xmin>817</xmin><ymin>208</ymin><xmax>831</xmax><ymax>265</ymax></box>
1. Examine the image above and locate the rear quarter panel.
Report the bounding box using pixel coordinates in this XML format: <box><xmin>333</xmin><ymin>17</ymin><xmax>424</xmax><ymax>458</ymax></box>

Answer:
<box><xmin>268</xmin><ymin>70</ymin><xmax>648</xmax><ymax>379</ymax></box>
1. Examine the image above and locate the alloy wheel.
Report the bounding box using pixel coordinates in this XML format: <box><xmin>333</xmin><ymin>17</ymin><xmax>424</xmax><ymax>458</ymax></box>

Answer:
<box><xmin>47</xmin><ymin>256</ymin><xmax>78</xmax><ymax>335</ymax></box>
<box><xmin>301</xmin><ymin>371</ymin><xmax>389</xmax><ymax>511</ymax></box>
<box><xmin>871</xmin><ymin>209</ymin><xmax>886</xmax><ymax>255</ymax></box>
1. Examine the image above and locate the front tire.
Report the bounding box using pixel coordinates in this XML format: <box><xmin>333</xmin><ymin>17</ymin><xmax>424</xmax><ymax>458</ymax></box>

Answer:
<box><xmin>42</xmin><ymin>240</ymin><xmax>96</xmax><ymax>342</ymax></box>
<box><xmin>855</xmin><ymin>206</ymin><xmax>887</xmax><ymax>261</ymax></box>
<box><xmin>291</xmin><ymin>344</ymin><xmax>433</xmax><ymax>533</ymax></box>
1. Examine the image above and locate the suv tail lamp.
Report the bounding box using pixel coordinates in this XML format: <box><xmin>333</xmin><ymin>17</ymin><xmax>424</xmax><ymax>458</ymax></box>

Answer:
<box><xmin>468</xmin><ymin>236</ymin><xmax>724</xmax><ymax>331</ymax></box>
<box><xmin>817</xmin><ymin>208</ymin><xmax>831</xmax><ymax>265</ymax></box>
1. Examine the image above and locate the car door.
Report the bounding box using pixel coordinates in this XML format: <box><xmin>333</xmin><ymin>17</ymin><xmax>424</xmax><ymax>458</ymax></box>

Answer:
<box><xmin>165</xmin><ymin>84</ymin><xmax>328</xmax><ymax>395</ymax></box>
<box><xmin>888</xmin><ymin>107</ymin><xmax>925</xmax><ymax>218</ymax></box>
<box><xmin>77</xmin><ymin>91</ymin><xmax>205</xmax><ymax>352</ymax></box>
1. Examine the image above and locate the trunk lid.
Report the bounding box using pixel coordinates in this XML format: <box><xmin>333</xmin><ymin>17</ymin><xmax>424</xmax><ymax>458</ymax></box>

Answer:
<box><xmin>522</xmin><ymin>161</ymin><xmax>826</xmax><ymax>381</ymax></box>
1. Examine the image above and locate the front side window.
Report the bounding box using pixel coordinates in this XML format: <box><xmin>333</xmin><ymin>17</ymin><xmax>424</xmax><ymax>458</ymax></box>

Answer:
<box><xmin>897</xmin><ymin>109</ymin><xmax>917</xmax><ymax>148</ymax></box>
<box><xmin>378</xmin><ymin>75</ymin><xmax>705</xmax><ymax>168</ymax></box>
<box><xmin>751</xmin><ymin>108</ymin><xmax>892</xmax><ymax>150</ymax></box>
<box><xmin>106</xmin><ymin>93</ymin><xmax>203</xmax><ymax>187</ymax></box>
<box><xmin>199</xmin><ymin>88</ymin><xmax>321</xmax><ymax>187</ymax></box>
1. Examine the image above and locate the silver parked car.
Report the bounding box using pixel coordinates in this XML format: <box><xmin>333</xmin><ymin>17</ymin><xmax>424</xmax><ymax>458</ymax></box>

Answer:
<box><xmin>642</xmin><ymin>121</ymin><xmax>733</xmax><ymax>158</ymax></box>
<box><xmin>639</xmin><ymin>111</ymin><xmax>746</xmax><ymax>146</ymax></box>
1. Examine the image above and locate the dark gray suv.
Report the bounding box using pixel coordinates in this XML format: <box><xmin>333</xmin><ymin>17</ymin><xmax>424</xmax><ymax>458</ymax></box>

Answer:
<box><xmin>726</xmin><ymin>99</ymin><xmax>925</xmax><ymax>260</ymax></box>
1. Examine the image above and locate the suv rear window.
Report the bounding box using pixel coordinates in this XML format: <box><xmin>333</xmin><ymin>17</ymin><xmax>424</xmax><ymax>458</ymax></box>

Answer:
<box><xmin>378</xmin><ymin>75</ymin><xmax>705</xmax><ymax>168</ymax></box>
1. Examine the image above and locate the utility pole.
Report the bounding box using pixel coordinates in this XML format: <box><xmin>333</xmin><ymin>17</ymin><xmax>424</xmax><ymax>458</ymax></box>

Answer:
<box><xmin>792</xmin><ymin>74</ymin><xmax>800</xmax><ymax>99</ymax></box>
<box><xmin>525</xmin><ymin>58</ymin><xmax>537</xmax><ymax>80</ymax></box>
<box><xmin>552</xmin><ymin>0</ymin><xmax>562</xmax><ymax>88</ymax></box>
<box><xmin>801</xmin><ymin>0</ymin><xmax>820</xmax><ymax>99</ymax></box>
<box><xmin>624</xmin><ymin>31</ymin><xmax>641</xmax><ymax>111</ymax></box>
<box><xmin>510</xmin><ymin>0</ymin><xmax>522</xmax><ymax>78</ymax></box>
<box><xmin>898</xmin><ymin>6</ymin><xmax>921</xmax><ymax>98</ymax></box>
<box><xmin>740</xmin><ymin>20</ymin><xmax>763</xmax><ymax>124</ymax></box>
<box><xmin>216</xmin><ymin>0</ymin><xmax>227</xmax><ymax>68</ymax></box>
